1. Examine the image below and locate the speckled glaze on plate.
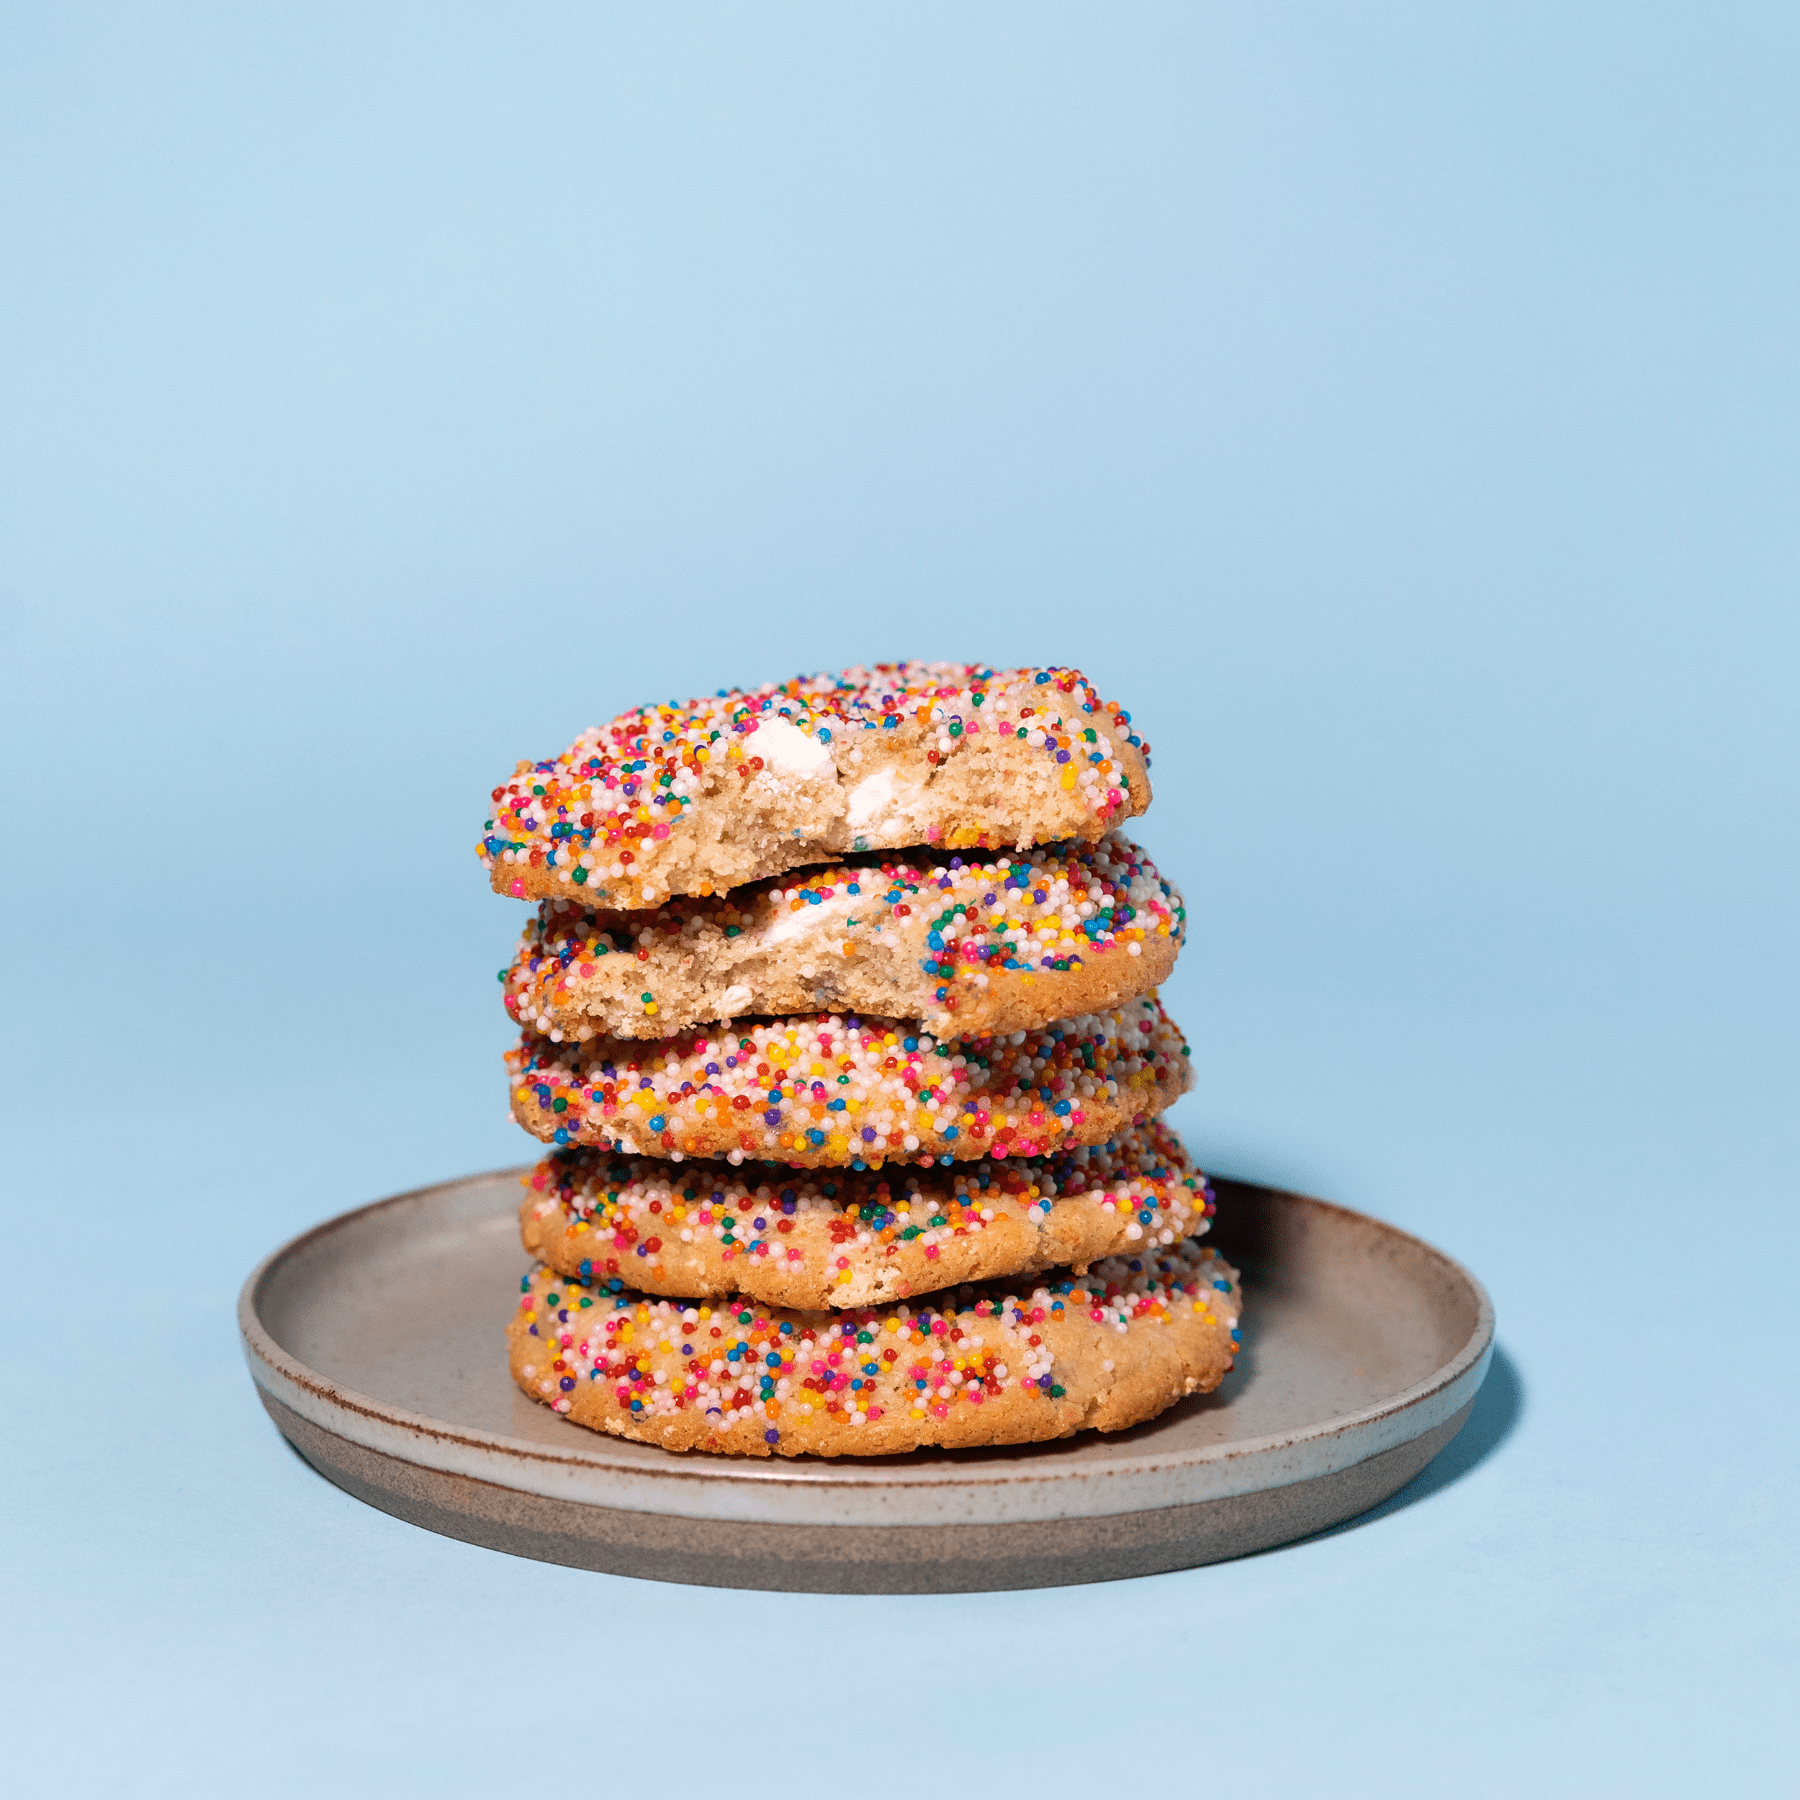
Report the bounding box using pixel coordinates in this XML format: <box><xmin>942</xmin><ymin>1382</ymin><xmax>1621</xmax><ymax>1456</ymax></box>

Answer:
<box><xmin>239</xmin><ymin>1168</ymin><xmax>1492</xmax><ymax>1593</ymax></box>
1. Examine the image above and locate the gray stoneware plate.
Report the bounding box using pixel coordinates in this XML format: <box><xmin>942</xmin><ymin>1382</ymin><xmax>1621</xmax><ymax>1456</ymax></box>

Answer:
<box><xmin>240</xmin><ymin>1168</ymin><xmax>1492</xmax><ymax>1593</ymax></box>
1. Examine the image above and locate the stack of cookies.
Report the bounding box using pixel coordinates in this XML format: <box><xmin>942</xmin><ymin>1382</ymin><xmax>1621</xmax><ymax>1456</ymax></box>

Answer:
<box><xmin>479</xmin><ymin>661</ymin><xmax>1243</xmax><ymax>1458</ymax></box>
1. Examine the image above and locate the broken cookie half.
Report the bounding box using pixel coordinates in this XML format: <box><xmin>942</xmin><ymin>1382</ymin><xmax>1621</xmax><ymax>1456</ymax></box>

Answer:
<box><xmin>478</xmin><ymin>662</ymin><xmax>1152</xmax><ymax>910</ymax></box>
<box><xmin>503</xmin><ymin>832</ymin><xmax>1184</xmax><ymax>1043</ymax></box>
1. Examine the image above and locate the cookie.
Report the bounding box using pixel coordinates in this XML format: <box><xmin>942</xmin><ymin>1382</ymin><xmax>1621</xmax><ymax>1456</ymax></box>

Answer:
<box><xmin>507</xmin><ymin>995</ymin><xmax>1192</xmax><ymax>1166</ymax></box>
<box><xmin>509</xmin><ymin>1240</ymin><xmax>1242</xmax><ymax>1457</ymax></box>
<box><xmin>478</xmin><ymin>662</ymin><xmax>1152</xmax><ymax>909</ymax></box>
<box><xmin>518</xmin><ymin>1120</ymin><xmax>1214</xmax><ymax>1310</ymax></box>
<box><xmin>504</xmin><ymin>833</ymin><xmax>1183</xmax><ymax>1045</ymax></box>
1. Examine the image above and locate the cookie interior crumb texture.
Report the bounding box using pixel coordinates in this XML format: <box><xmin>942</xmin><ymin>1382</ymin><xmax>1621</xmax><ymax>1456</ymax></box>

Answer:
<box><xmin>503</xmin><ymin>832</ymin><xmax>1184</xmax><ymax>1043</ymax></box>
<box><xmin>508</xmin><ymin>1240</ymin><xmax>1242</xmax><ymax>1457</ymax></box>
<box><xmin>478</xmin><ymin>662</ymin><xmax>1152</xmax><ymax>909</ymax></box>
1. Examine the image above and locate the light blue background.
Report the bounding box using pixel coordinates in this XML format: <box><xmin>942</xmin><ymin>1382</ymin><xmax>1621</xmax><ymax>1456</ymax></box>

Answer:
<box><xmin>2</xmin><ymin>4</ymin><xmax>1794</xmax><ymax>1794</ymax></box>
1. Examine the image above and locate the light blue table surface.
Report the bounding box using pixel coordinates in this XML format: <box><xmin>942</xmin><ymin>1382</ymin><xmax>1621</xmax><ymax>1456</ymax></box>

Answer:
<box><xmin>3</xmin><ymin>6</ymin><xmax>1794</xmax><ymax>1794</ymax></box>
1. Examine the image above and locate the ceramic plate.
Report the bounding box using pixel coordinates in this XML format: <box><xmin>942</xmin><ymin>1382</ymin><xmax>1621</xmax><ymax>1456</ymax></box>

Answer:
<box><xmin>239</xmin><ymin>1168</ymin><xmax>1492</xmax><ymax>1592</ymax></box>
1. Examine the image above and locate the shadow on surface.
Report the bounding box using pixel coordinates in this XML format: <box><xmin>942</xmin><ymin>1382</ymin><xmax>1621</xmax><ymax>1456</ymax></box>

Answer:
<box><xmin>1296</xmin><ymin>1342</ymin><xmax>1524</xmax><ymax>1547</ymax></box>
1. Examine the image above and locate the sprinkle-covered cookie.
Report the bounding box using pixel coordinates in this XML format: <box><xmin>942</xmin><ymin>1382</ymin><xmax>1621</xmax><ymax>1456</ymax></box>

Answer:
<box><xmin>519</xmin><ymin>1121</ymin><xmax>1213</xmax><ymax>1311</ymax></box>
<box><xmin>509</xmin><ymin>1240</ymin><xmax>1242</xmax><ymax>1457</ymax></box>
<box><xmin>478</xmin><ymin>662</ymin><xmax>1152</xmax><ymax>909</ymax></box>
<box><xmin>506</xmin><ymin>995</ymin><xmax>1192</xmax><ymax>1166</ymax></box>
<box><xmin>504</xmin><ymin>834</ymin><xmax>1184</xmax><ymax>1045</ymax></box>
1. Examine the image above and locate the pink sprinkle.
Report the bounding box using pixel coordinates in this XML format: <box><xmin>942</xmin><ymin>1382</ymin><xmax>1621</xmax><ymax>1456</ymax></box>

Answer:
<box><xmin>652</xmin><ymin>824</ymin><xmax>670</xmax><ymax>839</ymax></box>
<box><xmin>509</xmin><ymin>879</ymin><xmax>527</xmax><ymax>897</ymax></box>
